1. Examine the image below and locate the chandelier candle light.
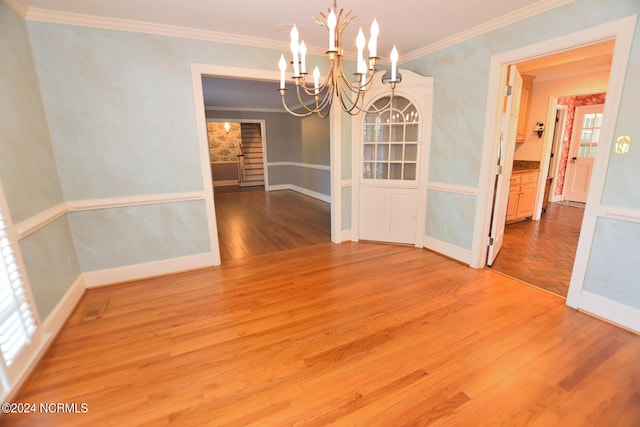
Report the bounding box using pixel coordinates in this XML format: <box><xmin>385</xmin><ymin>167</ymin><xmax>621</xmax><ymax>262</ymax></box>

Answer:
<box><xmin>278</xmin><ymin>1</ymin><xmax>400</xmax><ymax>117</ymax></box>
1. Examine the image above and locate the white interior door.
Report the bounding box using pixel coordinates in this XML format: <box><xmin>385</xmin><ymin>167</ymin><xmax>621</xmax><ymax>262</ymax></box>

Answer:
<box><xmin>487</xmin><ymin>65</ymin><xmax>522</xmax><ymax>266</ymax></box>
<box><xmin>564</xmin><ymin>104</ymin><xmax>603</xmax><ymax>203</ymax></box>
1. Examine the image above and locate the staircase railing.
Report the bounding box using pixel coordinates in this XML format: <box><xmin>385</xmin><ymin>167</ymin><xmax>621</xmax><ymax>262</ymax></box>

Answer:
<box><xmin>237</xmin><ymin>143</ymin><xmax>245</xmax><ymax>184</ymax></box>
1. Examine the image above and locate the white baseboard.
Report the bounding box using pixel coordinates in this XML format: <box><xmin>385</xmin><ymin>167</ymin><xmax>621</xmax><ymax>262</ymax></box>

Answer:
<box><xmin>41</xmin><ymin>274</ymin><xmax>86</xmax><ymax>335</ymax></box>
<box><xmin>83</xmin><ymin>252</ymin><xmax>216</xmax><ymax>288</ymax></box>
<box><xmin>423</xmin><ymin>235</ymin><xmax>472</xmax><ymax>266</ymax></box>
<box><xmin>339</xmin><ymin>229</ymin><xmax>352</xmax><ymax>242</ymax></box>
<box><xmin>577</xmin><ymin>291</ymin><xmax>640</xmax><ymax>334</ymax></box>
<box><xmin>268</xmin><ymin>184</ymin><xmax>331</xmax><ymax>203</ymax></box>
<box><xmin>239</xmin><ymin>181</ymin><xmax>264</xmax><ymax>187</ymax></box>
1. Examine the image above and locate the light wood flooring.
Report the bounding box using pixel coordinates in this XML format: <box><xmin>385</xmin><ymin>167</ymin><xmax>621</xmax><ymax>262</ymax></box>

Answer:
<box><xmin>5</xmin><ymin>242</ymin><xmax>640</xmax><ymax>426</ymax></box>
<box><xmin>489</xmin><ymin>202</ymin><xmax>584</xmax><ymax>298</ymax></box>
<box><xmin>213</xmin><ymin>186</ymin><xmax>331</xmax><ymax>262</ymax></box>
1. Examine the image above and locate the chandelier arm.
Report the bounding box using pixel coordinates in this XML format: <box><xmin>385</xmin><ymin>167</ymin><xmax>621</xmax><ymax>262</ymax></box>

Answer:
<box><xmin>298</xmin><ymin>75</ymin><xmax>330</xmax><ymax>97</ymax></box>
<box><xmin>297</xmin><ymin>57</ymin><xmax>338</xmax><ymax>98</ymax></box>
<box><xmin>314</xmin><ymin>67</ymin><xmax>338</xmax><ymax>110</ymax></box>
<box><xmin>297</xmin><ymin>81</ymin><xmax>320</xmax><ymax>97</ymax></box>
<box><xmin>358</xmin><ymin>69</ymin><xmax>377</xmax><ymax>91</ymax></box>
<box><xmin>334</xmin><ymin>52</ymin><xmax>376</xmax><ymax>95</ymax></box>
<box><xmin>289</xmin><ymin>76</ymin><xmax>334</xmax><ymax>116</ymax></box>
<box><xmin>341</xmin><ymin>76</ymin><xmax>395</xmax><ymax>116</ymax></box>
<box><xmin>338</xmin><ymin>69</ymin><xmax>365</xmax><ymax>94</ymax></box>
<box><xmin>300</xmin><ymin>69</ymin><xmax>334</xmax><ymax>113</ymax></box>
<box><xmin>281</xmin><ymin>94</ymin><xmax>315</xmax><ymax>117</ymax></box>
<box><xmin>315</xmin><ymin>99</ymin><xmax>332</xmax><ymax>119</ymax></box>
<box><xmin>335</xmin><ymin>78</ymin><xmax>364</xmax><ymax>115</ymax></box>
<box><xmin>315</xmin><ymin>82</ymin><xmax>334</xmax><ymax>112</ymax></box>
<box><xmin>295</xmin><ymin>83</ymin><xmax>321</xmax><ymax>114</ymax></box>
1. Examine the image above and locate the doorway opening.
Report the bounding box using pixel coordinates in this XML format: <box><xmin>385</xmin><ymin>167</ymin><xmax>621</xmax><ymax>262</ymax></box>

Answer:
<box><xmin>473</xmin><ymin>15</ymin><xmax>636</xmax><ymax>307</ymax></box>
<box><xmin>487</xmin><ymin>42</ymin><xmax>612</xmax><ymax>298</ymax></box>
<box><xmin>195</xmin><ymin>71</ymin><xmax>333</xmax><ymax>264</ymax></box>
<box><xmin>491</xmin><ymin>84</ymin><xmax>609</xmax><ymax>297</ymax></box>
<box><xmin>207</xmin><ymin>120</ymin><xmax>266</xmax><ymax>188</ymax></box>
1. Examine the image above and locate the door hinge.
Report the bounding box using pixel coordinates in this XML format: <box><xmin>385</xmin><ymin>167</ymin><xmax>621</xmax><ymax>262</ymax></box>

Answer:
<box><xmin>495</xmin><ymin>165</ymin><xmax>503</xmax><ymax>175</ymax></box>
<box><xmin>489</xmin><ymin>236</ymin><xmax>494</xmax><ymax>245</ymax></box>
<box><xmin>506</xmin><ymin>85</ymin><xmax>512</xmax><ymax>96</ymax></box>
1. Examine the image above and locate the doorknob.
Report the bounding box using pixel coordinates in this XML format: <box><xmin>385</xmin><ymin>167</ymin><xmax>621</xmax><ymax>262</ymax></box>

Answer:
<box><xmin>571</xmin><ymin>157</ymin><xmax>577</xmax><ymax>162</ymax></box>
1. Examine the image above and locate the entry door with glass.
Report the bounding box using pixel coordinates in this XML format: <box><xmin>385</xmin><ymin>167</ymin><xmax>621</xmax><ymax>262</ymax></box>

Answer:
<box><xmin>564</xmin><ymin>104</ymin><xmax>604</xmax><ymax>203</ymax></box>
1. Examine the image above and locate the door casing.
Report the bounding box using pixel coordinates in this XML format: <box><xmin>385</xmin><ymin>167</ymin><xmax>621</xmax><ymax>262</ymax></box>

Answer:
<box><xmin>472</xmin><ymin>15</ymin><xmax>636</xmax><ymax>323</ymax></box>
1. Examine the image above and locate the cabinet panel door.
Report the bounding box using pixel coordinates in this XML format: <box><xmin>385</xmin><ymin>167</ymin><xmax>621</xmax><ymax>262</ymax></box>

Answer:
<box><xmin>516</xmin><ymin>183</ymin><xmax>536</xmax><ymax>218</ymax></box>
<box><xmin>359</xmin><ymin>187</ymin><xmax>417</xmax><ymax>244</ymax></box>
<box><xmin>506</xmin><ymin>188</ymin><xmax>519</xmax><ymax>221</ymax></box>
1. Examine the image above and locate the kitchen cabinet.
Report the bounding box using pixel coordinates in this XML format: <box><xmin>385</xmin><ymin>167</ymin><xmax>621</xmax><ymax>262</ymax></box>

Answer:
<box><xmin>506</xmin><ymin>170</ymin><xmax>538</xmax><ymax>222</ymax></box>
<box><xmin>516</xmin><ymin>75</ymin><xmax>535</xmax><ymax>142</ymax></box>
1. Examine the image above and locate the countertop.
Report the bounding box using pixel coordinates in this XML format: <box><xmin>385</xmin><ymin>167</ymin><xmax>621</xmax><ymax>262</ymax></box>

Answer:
<box><xmin>512</xmin><ymin>160</ymin><xmax>540</xmax><ymax>172</ymax></box>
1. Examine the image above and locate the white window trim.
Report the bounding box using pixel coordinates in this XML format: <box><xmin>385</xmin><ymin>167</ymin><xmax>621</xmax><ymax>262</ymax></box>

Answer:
<box><xmin>0</xmin><ymin>181</ymin><xmax>42</xmax><ymax>396</ymax></box>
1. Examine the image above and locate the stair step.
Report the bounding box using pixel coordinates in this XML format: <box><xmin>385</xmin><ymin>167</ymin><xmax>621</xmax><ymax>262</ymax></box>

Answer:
<box><xmin>239</xmin><ymin>124</ymin><xmax>263</xmax><ymax>183</ymax></box>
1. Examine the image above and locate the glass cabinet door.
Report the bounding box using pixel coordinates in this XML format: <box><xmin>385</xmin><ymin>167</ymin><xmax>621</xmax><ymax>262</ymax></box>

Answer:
<box><xmin>362</xmin><ymin>95</ymin><xmax>419</xmax><ymax>182</ymax></box>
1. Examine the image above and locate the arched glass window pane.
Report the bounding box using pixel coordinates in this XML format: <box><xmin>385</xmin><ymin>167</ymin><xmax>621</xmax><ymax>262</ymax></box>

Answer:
<box><xmin>363</xmin><ymin>96</ymin><xmax>420</xmax><ymax>181</ymax></box>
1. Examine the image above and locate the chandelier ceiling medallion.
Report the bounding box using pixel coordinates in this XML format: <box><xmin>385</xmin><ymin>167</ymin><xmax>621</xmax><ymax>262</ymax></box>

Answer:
<box><xmin>278</xmin><ymin>1</ymin><xmax>400</xmax><ymax>118</ymax></box>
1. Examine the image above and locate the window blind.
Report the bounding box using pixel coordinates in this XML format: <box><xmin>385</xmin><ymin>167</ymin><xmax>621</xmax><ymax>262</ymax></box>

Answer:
<box><xmin>0</xmin><ymin>204</ymin><xmax>37</xmax><ymax>390</ymax></box>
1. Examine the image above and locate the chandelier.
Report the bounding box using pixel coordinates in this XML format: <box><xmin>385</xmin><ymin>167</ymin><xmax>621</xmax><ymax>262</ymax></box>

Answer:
<box><xmin>278</xmin><ymin>1</ymin><xmax>400</xmax><ymax>118</ymax></box>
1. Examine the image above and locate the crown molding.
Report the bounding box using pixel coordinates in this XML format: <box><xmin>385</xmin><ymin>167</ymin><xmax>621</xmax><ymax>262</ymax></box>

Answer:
<box><xmin>23</xmin><ymin>7</ymin><xmax>334</xmax><ymax>56</ymax></box>
<box><xmin>24</xmin><ymin>7</ymin><xmax>288</xmax><ymax>51</ymax></box>
<box><xmin>20</xmin><ymin>0</ymin><xmax>573</xmax><ymax>64</ymax></box>
<box><xmin>3</xmin><ymin>0</ymin><xmax>28</xmax><ymax>18</ymax></box>
<box><xmin>401</xmin><ymin>0</ymin><xmax>575</xmax><ymax>63</ymax></box>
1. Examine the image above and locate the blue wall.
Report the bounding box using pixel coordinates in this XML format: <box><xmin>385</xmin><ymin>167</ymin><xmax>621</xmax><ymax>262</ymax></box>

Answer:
<box><xmin>0</xmin><ymin>3</ymin><xmax>79</xmax><ymax>321</ymax></box>
<box><xmin>404</xmin><ymin>0</ymin><xmax>640</xmax><ymax>307</ymax></box>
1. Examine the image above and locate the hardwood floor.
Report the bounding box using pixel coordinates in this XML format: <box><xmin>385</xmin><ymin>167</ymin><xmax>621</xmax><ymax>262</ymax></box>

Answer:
<box><xmin>4</xmin><ymin>242</ymin><xmax>640</xmax><ymax>426</ymax></box>
<box><xmin>213</xmin><ymin>187</ymin><xmax>331</xmax><ymax>262</ymax></box>
<box><xmin>489</xmin><ymin>202</ymin><xmax>584</xmax><ymax>297</ymax></box>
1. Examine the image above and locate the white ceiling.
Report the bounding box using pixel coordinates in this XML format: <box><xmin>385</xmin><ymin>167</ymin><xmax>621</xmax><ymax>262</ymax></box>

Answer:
<box><xmin>21</xmin><ymin>0</ymin><xmax>592</xmax><ymax>110</ymax></box>
<box><xmin>23</xmin><ymin>0</ymin><xmax>549</xmax><ymax>58</ymax></box>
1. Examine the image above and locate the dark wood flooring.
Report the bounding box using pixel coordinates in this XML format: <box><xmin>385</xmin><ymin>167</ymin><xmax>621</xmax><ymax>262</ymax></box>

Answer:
<box><xmin>213</xmin><ymin>186</ymin><xmax>331</xmax><ymax>262</ymax></box>
<box><xmin>489</xmin><ymin>202</ymin><xmax>584</xmax><ymax>298</ymax></box>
